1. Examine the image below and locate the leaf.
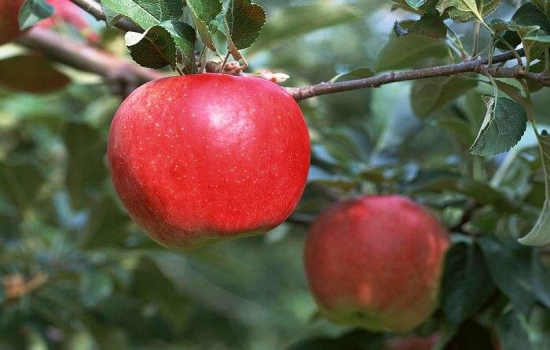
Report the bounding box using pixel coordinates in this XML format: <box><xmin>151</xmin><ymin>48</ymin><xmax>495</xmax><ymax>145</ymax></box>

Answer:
<box><xmin>495</xmin><ymin>3</ymin><xmax>550</xmax><ymax>52</ymax></box>
<box><xmin>406</xmin><ymin>0</ymin><xmax>428</xmax><ymax>9</ymax></box>
<box><xmin>441</xmin><ymin>242</ymin><xmax>496</xmax><ymax>324</ymax></box>
<box><xmin>376</xmin><ymin>31</ymin><xmax>449</xmax><ymax>71</ymax></box>
<box><xmin>19</xmin><ymin>0</ymin><xmax>54</xmax><ymax>30</ymax></box>
<box><xmin>532</xmin><ymin>250</ymin><xmax>550</xmax><ymax>308</ymax></box>
<box><xmin>125</xmin><ymin>26</ymin><xmax>177</xmax><ymax>70</ymax></box>
<box><xmin>411</xmin><ymin>76</ymin><xmax>477</xmax><ymax>118</ymax></box>
<box><xmin>0</xmin><ymin>54</ymin><xmax>70</xmax><ymax>94</ymax></box>
<box><xmin>436</xmin><ymin>0</ymin><xmax>499</xmax><ymax>23</ymax></box>
<box><xmin>160</xmin><ymin>20</ymin><xmax>196</xmax><ymax>73</ymax></box>
<box><xmin>478</xmin><ymin>236</ymin><xmax>537</xmax><ymax>315</ymax></box>
<box><xmin>495</xmin><ymin>80</ymin><xmax>535</xmax><ymax>119</ymax></box>
<box><xmin>408</xmin><ymin>13</ymin><xmax>448</xmax><ymax>39</ymax></box>
<box><xmin>224</xmin><ymin>0</ymin><xmax>266</xmax><ymax>51</ymax></box>
<box><xmin>329</xmin><ymin>67</ymin><xmax>374</xmax><ymax>83</ymax></box>
<box><xmin>101</xmin><ymin>0</ymin><xmax>183</xmax><ymax>29</ymax></box>
<box><xmin>100</xmin><ymin>3</ymin><xmax>121</xmax><ymax>27</ymax></box>
<box><xmin>187</xmin><ymin>0</ymin><xmax>223</xmax><ymax>52</ymax></box>
<box><xmin>497</xmin><ymin>309</ymin><xmax>535</xmax><ymax>350</ymax></box>
<box><xmin>249</xmin><ymin>4</ymin><xmax>363</xmax><ymax>54</ymax></box>
<box><xmin>519</xmin><ymin>131</ymin><xmax>550</xmax><ymax>246</ymax></box>
<box><xmin>80</xmin><ymin>270</ymin><xmax>113</xmax><ymax>307</ymax></box>
<box><xmin>469</xmin><ymin>96</ymin><xmax>528</xmax><ymax>157</ymax></box>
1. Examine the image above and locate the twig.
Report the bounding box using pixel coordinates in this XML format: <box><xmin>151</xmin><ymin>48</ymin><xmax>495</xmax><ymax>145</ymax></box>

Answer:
<box><xmin>70</xmin><ymin>0</ymin><xmax>143</xmax><ymax>32</ymax></box>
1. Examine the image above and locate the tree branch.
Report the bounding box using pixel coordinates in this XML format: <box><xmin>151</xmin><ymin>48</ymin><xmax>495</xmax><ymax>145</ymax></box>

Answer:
<box><xmin>70</xmin><ymin>0</ymin><xmax>143</xmax><ymax>32</ymax></box>
<box><xmin>21</xmin><ymin>2</ymin><xmax>546</xmax><ymax>101</ymax></box>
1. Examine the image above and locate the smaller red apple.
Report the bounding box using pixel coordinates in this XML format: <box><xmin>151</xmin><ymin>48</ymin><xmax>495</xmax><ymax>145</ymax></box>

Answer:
<box><xmin>0</xmin><ymin>0</ymin><xmax>25</xmax><ymax>45</ymax></box>
<box><xmin>305</xmin><ymin>195</ymin><xmax>450</xmax><ymax>332</ymax></box>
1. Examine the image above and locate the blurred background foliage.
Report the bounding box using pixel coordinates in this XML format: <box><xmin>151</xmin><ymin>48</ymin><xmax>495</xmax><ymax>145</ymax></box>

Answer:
<box><xmin>1</xmin><ymin>0</ymin><xmax>550</xmax><ymax>349</ymax></box>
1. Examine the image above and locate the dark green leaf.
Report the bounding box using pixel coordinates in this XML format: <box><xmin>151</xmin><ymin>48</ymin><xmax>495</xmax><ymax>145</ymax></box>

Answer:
<box><xmin>532</xmin><ymin>251</ymin><xmax>550</xmax><ymax>308</ymax></box>
<box><xmin>441</xmin><ymin>242</ymin><xmax>496</xmax><ymax>324</ymax></box>
<box><xmin>187</xmin><ymin>0</ymin><xmax>223</xmax><ymax>52</ymax></box>
<box><xmin>376</xmin><ymin>31</ymin><xmax>448</xmax><ymax>71</ymax></box>
<box><xmin>125</xmin><ymin>26</ymin><xmax>177</xmax><ymax>70</ymax></box>
<box><xmin>18</xmin><ymin>0</ymin><xmax>54</xmax><ymax>30</ymax></box>
<box><xmin>497</xmin><ymin>309</ymin><xmax>534</xmax><ymax>350</ymax></box>
<box><xmin>519</xmin><ymin>131</ymin><xmax>550</xmax><ymax>246</ymax></box>
<box><xmin>411</xmin><ymin>76</ymin><xmax>477</xmax><ymax>117</ymax></box>
<box><xmin>469</xmin><ymin>96</ymin><xmax>528</xmax><ymax>157</ymax></box>
<box><xmin>160</xmin><ymin>20</ymin><xmax>196</xmax><ymax>73</ymax></box>
<box><xmin>478</xmin><ymin>236</ymin><xmax>537</xmax><ymax>315</ymax></box>
<box><xmin>225</xmin><ymin>0</ymin><xmax>266</xmax><ymax>51</ymax></box>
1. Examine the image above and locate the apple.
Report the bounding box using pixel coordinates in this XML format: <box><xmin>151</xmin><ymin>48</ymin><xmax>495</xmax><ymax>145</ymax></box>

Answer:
<box><xmin>0</xmin><ymin>0</ymin><xmax>25</xmax><ymax>45</ymax></box>
<box><xmin>108</xmin><ymin>73</ymin><xmax>310</xmax><ymax>250</ymax></box>
<box><xmin>304</xmin><ymin>195</ymin><xmax>450</xmax><ymax>332</ymax></box>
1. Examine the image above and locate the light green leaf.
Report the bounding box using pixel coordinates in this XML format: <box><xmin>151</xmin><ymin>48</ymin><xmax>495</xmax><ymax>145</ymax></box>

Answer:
<box><xmin>469</xmin><ymin>96</ymin><xmax>528</xmax><ymax>157</ymax></box>
<box><xmin>329</xmin><ymin>67</ymin><xmax>374</xmax><ymax>83</ymax></box>
<box><xmin>406</xmin><ymin>0</ymin><xmax>428</xmax><ymax>9</ymax></box>
<box><xmin>101</xmin><ymin>0</ymin><xmax>183</xmax><ymax>29</ymax></box>
<box><xmin>411</xmin><ymin>75</ymin><xmax>477</xmax><ymax>118</ymax></box>
<box><xmin>376</xmin><ymin>33</ymin><xmax>448</xmax><ymax>71</ymax></box>
<box><xmin>19</xmin><ymin>0</ymin><xmax>54</xmax><ymax>30</ymax></box>
<box><xmin>436</xmin><ymin>0</ymin><xmax>499</xmax><ymax>23</ymax></box>
<box><xmin>519</xmin><ymin>131</ymin><xmax>550</xmax><ymax>246</ymax></box>
<box><xmin>187</xmin><ymin>0</ymin><xmax>223</xmax><ymax>52</ymax></box>
<box><xmin>125</xmin><ymin>26</ymin><xmax>177</xmax><ymax>70</ymax></box>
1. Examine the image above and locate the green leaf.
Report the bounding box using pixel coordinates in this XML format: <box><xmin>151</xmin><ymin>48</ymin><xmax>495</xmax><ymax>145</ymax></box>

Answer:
<box><xmin>495</xmin><ymin>80</ymin><xmax>535</xmax><ymax>119</ymax></box>
<box><xmin>160</xmin><ymin>20</ymin><xmax>196</xmax><ymax>73</ymax></box>
<box><xmin>80</xmin><ymin>270</ymin><xmax>113</xmax><ymax>307</ymax></box>
<box><xmin>249</xmin><ymin>4</ymin><xmax>363</xmax><ymax>54</ymax></box>
<box><xmin>441</xmin><ymin>242</ymin><xmax>496</xmax><ymax>325</ymax></box>
<box><xmin>100</xmin><ymin>3</ymin><xmax>122</xmax><ymax>27</ymax></box>
<box><xmin>329</xmin><ymin>67</ymin><xmax>374</xmax><ymax>83</ymax></box>
<box><xmin>187</xmin><ymin>0</ymin><xmax>223</xmax><ymax>52</ymax></box>
<box><xmin>101</xmin><ymin>0</ymin><xmax>183</xmax><ymax>29</ymax></box>
<box><xmin>532</xmin><ymin>250</ymin><xmax>550</xmax><ymax>308</ymax></box>
<box><xmin>436</xmin><ymin>0</ymin><xmax>499</xmax><ymax>23</ymax></box>
<box><xmin>0</xmin><ymin>54</ymin><xmax>70</xmax><ymax>94</ymax></box>
<box><xmin>497</xmin><ymin>309</ymin><xmax>535</xmax><ymax>350</ymax></box>
<box><xmin>376</xmin><ymin>31</ymin><xmax>449</xmax><ymax>71</ymax></box>
<box><xmin>519</xmin><ymin>131</ymin><xmax>550</xmax><ymax>246</ymax></box>
<box><xmin>125</xmin><ymin>26</ymin><xmax>177</xmax><ymax>70</ymax></box>
<box><xmin>478</xmin><ymin>236</ymin><xmax>537</xmax><ymax>315</ymax></box>
<box><xmin>19</xmin><ymin>0</ymin><xmax>54</xmax><ymax>30</ymax></box>
<box><xmin>407</xmin><ymin>13</ymin><xmax>448</xmax><ymax>39</ymax></box>
<box><xmin>225</xmin><ymin>0</ymin><xmax>266</xmax><ymax>51</ymax></box>
<box><xmin>469</xmin><ymin>96</ymin><xmax>528</xmax><ymax>157</ymax></box>
<box><xmin>406</xmin><ymin>0</ymin><xmax>428</xmax><ymax>10</ymax></box>
<box><xmin>411</xmin><ymin>76</ymin><xmax>477</xmax><ymax>118</ymax></box>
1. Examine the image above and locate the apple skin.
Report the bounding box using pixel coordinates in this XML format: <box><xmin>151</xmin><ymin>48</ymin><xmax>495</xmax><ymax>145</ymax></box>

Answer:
<box><xmin>108</xmin><ymin>73</ymin><xmax>310</xmax><ymax>250</ymax></box>
<box><xmin>0</xmin><ymin>0</ymin><xmax>25</xmax><ymax>45</ymax></box>
<box><xmin>304</xmin><ymin>195</ymin><xmax>450</xmax><ymax>332</ymax></box>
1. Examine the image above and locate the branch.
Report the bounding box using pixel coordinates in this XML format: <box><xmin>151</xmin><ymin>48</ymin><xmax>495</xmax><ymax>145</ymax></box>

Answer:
<box><xmin>285</xmin><ymin>50</ymin><xmax>546</xmax><ymax>100</ymax></box>
<box><xmin>70</xmin><ymin>0</ymin><xmax>143</xmax><ymax>32</ymax></box>
<box><xmin>21</xmin><ymin>2</ymin><xmax>548</xmax><ymax>101</ymax></box>
<box><xmin>17</xmin><ymin>27</ymin><xmax>166</xmax><ymax>96</ymax></box>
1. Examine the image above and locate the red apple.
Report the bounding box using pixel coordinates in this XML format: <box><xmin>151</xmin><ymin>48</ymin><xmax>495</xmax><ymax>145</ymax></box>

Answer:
<box><xmin>108</xmin><ymin>73</ymin><xmax>310</xmax><ymax>250</ymax></box>
<box><xmin>0</xmin><ymin>0</ymin><xmax>25</xmax><ymax>45</ymax></box>
<box><xmin>304</xmin><ymin>195</ymin><xmax>450</xmax><ymax>332</ymax></box>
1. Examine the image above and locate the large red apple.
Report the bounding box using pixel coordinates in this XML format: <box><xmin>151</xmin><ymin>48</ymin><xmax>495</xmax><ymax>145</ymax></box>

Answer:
<box><xmin>304</xmin><ymin>195</ymin><xmax>450</xmax><ymax>332</ymax></box>
<box><xmin>108</xmin><ymin>73</ymin><xmax>310</xmax><ymax>250</ymax></box>
<box><xmin>0</xmin><ymin>0</ymin><xmax>25</xmax><ymax>45</ymax></box>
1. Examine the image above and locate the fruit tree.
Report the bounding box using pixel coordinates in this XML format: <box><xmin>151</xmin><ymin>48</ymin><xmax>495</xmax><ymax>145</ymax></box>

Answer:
<box><xmin>1</xmin><ymin>0</ymin><xmax>550</xmax><ymax>349</ymax></box>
